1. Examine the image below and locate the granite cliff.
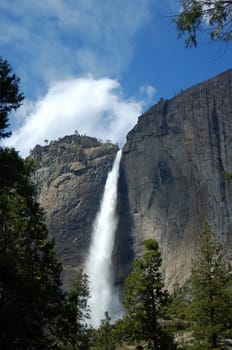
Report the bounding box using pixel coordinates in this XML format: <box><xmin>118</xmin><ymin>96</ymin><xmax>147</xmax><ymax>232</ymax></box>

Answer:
<box><xmin>31</xmin><ymin>135</ymin><xmax>118</xmax><ymax>288</ymax></box>
<box><xmin>32</xmin><ymin>69</ymin><xmax>232</xmax><ymax>290</ymax></box>
<box><xmin>116</xmin><ymin>69</ymin><xmax>232</xmax><ymax>288</ymax></box>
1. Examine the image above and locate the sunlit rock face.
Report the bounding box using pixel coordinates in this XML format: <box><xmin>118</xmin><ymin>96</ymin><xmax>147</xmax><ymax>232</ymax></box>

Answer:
<box><xmin>31</xmin><ymin>135</ymin><xmax>118</xmax><ymax>289</ymax></box>
<box><xmin>117</xmin><ymin>69</ymin><xmax>232</xmax><ymax>289</ymax></box>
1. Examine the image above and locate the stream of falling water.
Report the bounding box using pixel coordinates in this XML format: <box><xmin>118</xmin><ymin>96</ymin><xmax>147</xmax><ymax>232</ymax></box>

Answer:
<box><xmin>85</xmin><ymin>150</ymin><xmax>122</xmax><ymax>328</ymax></box>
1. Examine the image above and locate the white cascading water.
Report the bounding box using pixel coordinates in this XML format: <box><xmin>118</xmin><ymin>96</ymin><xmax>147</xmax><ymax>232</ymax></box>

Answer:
<box><xmin>85</xmin><ymin>149</ymin><xmax>122</xmax><ymax>328</ymax></box>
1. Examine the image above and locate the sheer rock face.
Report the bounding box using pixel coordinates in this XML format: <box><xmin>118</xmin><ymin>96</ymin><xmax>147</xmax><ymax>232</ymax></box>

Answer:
<box><xmin>31</xmin><ymin>70</ymin><xmax>232</xmax><ymax>291</ymax></box>
<box><xmin>116</xmin><ymin>69</ymin><xmax>232</xmax><ymax>288</ymax></box>
<box><xmin>31</xmin><ymin>135</ymin><xmax>118</xmax><ymax>288</ymax></box>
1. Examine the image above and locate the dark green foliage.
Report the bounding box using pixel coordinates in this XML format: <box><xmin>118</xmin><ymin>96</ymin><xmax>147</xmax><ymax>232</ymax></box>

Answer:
<box><xmin>111</xmin><ymin>316</ymin><xmax>132</xmax><ymax>347</ymax></box>
<box><xmin>0</xmin><ymin>148</ymin><xmax>64</xmax><ymax>349</ymax></box>
<box><xmin>123</xmin><ymin>238</ymin><xmax>175</xmax><ymax>350</ymax></box>
<box><xmin>53</xmin><ymin>271</ymin><xmax>91</xmax><ymax>350</ymax></box>
<box><xmin>91</xmin><ymin>312</ymin><xmax>116</xmax><ymax>350</ymax></box>
<box><xmin>0</xmin><ymin>58</ymin><xmax>91</xmax><ymax>349</ymax></box>
<box><xmin>0</xmin><ymin>152</ymin><xmax>91</xmax><ymax>348</ymax></box>
<box><xmin>160</xmin><ymin>326</ymin><xmax>178</xmax><ymax>350</ymax></box>
<box><xmin>0</xmin><ymin>57</ymin><xmax>24</xmax><ymax>138</ymax></box>
<box><xmin>168</xmin><ymin>283</ymin><xmax>192</xmax><ymax>330</ymax></box>
<box><xmin>174</xmin><ymin>0</ymin><xmax>232</xmax><ymax>47</ymax></box>
<box><xmin>188</xmin><ymin>221</ymin><xmax>232</xmax><ymax>349</ymax></box>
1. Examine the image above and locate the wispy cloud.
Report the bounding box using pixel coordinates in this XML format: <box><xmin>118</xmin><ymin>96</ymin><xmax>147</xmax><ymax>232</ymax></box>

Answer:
<box><xmin>5</xmin><ymin>76</ymin><xmax>143</xmax><ymax>156</ymax></box>
<box><xmin>0</xmin><ymin>0</ymin><xmax>152</xmax><ymax>97</ymax></box>
<box><xmin>140</xmin><ymin>85</ymin><xmax>157</xmax><ymax>104</ymax></box>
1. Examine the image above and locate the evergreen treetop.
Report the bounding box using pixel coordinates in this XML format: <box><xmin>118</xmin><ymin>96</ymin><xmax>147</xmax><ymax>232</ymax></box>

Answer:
<box><xmin>123</xmin><ymin>238</ymin><xmax>175</xmax><ymax>350</ymax></box>
<box><xmin>189</xmin><ymin>221</ymin><xmax>232</xmax><ymax>349</ymax></box>
<box><xmin>0</xmin><ymin>56</ymin><xmax>24</xmax><ymax>138</ymax></box>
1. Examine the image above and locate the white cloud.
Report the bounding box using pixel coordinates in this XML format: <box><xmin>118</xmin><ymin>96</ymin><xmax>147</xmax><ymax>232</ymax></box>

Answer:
<box><xmin>140</xmin><ymin>85</ymin><xmax>157</xmax><ymax>103</ymax></box>
<box><xmin>0</xmin><ymin>0</ymin><xmax>152</xmax><ymax>97</ymax></box>
<box><xmin>5</xmin><ymin>76</ymin><xmax>143</xmax><ymax>157</ymax></box>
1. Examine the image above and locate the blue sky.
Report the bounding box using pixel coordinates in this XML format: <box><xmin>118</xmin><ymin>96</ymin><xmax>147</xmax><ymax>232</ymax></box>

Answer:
<box><xmin>1</xmin><ymin>0</ymin><xmax>231</xmax><ymax>156</ymax></box>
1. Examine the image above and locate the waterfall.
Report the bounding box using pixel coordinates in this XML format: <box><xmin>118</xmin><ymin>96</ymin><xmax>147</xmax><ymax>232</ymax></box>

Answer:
<box><xmin>85</xmin><ymin>149</ymin><xmax>122</xmax><ymax>328</ymax></box>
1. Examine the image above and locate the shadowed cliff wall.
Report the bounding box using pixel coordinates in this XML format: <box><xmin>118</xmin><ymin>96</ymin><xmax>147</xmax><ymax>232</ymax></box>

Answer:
<box><xmin>116</xmin><ymin>69</ymin><xmax>232</xmax><ymax>288</ymax></box>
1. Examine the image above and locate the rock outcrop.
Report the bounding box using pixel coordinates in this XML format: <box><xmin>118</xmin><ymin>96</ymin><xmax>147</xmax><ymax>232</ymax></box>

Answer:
<box><xmin>117</xmin><ymin>69</ymin><xmax>232</xmax><ymax>288</ymax></box>
<box><xmin>31</xmin><ymin>135</ymin><xmax>118</xmax><ymax>288</ymax></box>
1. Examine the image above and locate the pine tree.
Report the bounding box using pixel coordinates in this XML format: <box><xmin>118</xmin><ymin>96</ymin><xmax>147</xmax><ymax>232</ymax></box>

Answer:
<box><xmin>53</xmin><ymin>270</ymin><xmax>91</xmax><ymax>350</ymax></box>
<box><xmin>123</xmin><ymin>239</ymin><xmax>175</xmax><ymax>350</ymax></box>
<box><xmin>0</xmin><ymin>57</ymin><xmax>63</xmax><ymax>347</ymax></box>
<box><xmin>92</xmin><ymin>312</ymin><xmax>116</xmax><ymax>350</ymax></box>
<box><xmin>189</xmin><ymin>221</ymin><xmax>232</xmax><ymax>349</ymax></box>
<box><xmin>0</xmin><ymin>148</ymin><xmax>65</xmax><ymax>349</ymax></box>
<box><xmin>0</xmin><ymin>56</ymin><xmax>24</xmax><ymax>138</ymax></box>
<box><xmin>0</xmin><ymin>57</ymin><xmax>86</xmax><ymax>349</ymax></box>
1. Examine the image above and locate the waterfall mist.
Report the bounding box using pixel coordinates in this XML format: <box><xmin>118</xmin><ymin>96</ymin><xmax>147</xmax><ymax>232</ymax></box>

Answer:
<box><xmin>85</xmin><ymin>150</ymin><xmax>122</xmax><ymax>328</ymax></box>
